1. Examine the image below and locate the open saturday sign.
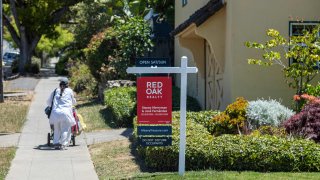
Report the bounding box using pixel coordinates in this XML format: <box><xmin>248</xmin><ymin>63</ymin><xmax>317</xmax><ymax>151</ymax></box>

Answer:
<box><xmin>137</xmin><ymin>77</ymin><xmax>172</xmax><ymax>124</ymax></box>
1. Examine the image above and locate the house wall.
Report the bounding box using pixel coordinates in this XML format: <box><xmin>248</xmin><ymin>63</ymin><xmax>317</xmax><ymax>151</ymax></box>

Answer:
<box><xmin>175</xmin><ymin>0</ymin><xmax>320</xmax><ymax>110</ymax></box>
<box><xmin>174</xmin><ymin>0</ymin><xmax>228</xmax><ymax>110</ymax></box>
<box><xmin>195</xmin><ymin>8</ymin><xmax>227</xmax><ymax>110</ymax></box>
<box><xmin>174</xmin><ymin>0</ymin><xmax>211</xmax><ymax>109</ymax></box>
<box><xmin>175</xmin><ymin>0</ymin><xmax>211</xmax><ymax>26</ymax></box>
<box><xmin>229</xmin><ymin>0</ymin><xmax>320</xmax><ymax>108</ymax></box>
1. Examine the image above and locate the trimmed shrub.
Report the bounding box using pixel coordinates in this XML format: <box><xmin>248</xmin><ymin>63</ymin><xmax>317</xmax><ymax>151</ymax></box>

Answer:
<box><xmin>208</xmin><ymin>135</ymin><xmax>320</xmax><ymax>172</ymax></box>
<box><xmin>187</xmin><ymin>111</ymin><xmax>220</xmax><ymax>131</ymax></box>
<box><xmin>135</xmin><ymin>111</ymin><xmax>320</xmax><ymax>172</ymax></box>
<box><xmin>104</xmin><ymin>87</ymin><xmax>137</xmax><ymax>127</ymax></box>
<box><xmin>172</xmin><ymin>86</ymin><xmax>201</xmax><ymax>112</ymax></box>
<box><xmin>209</xmin><ymin>97</ymin><xmax>248</xmax><ymax>135</ymax></box>
<box><xmin>247</xmin><ymin>99</ymin><xmax>294</xmax><ymax>130</ymax></box>
<box><xmin>103</xmin><ymin>86</ymin><xmax>203</xmax><ymax>128</ymax></box>
<box><xmin>284</xmin><ymin>101</ymin><xmax>320</xmax><ymax>142</ymax></box>
<box><xmin>135</xmin><ymin>111</ymin><xmax>213</xmax><ymax>171</ymax></box>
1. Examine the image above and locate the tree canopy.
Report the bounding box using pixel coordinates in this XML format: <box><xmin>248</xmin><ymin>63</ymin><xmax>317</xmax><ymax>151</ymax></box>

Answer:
<box><xmin>3</xmin><ymin>0</ymin><xmax>83</xmax><ymax>73</ymax></box>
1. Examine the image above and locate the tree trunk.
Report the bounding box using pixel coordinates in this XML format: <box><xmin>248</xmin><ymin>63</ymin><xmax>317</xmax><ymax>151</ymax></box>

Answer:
<box><xmin>19</xmin><ymin>27</ymin><xmax>27</xmax><ymax>73</ymax></box>
<box><xmin>18</xmin><ymin>26</ymin><xmax>41</xmax><ymax>74</ymax></box>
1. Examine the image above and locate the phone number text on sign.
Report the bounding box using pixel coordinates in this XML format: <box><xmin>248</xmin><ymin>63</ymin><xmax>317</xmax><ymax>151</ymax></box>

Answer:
<box><xmin>137</xmin><ymin>77</ymin><xmax>172</xmax><ymax>124</ymax></box>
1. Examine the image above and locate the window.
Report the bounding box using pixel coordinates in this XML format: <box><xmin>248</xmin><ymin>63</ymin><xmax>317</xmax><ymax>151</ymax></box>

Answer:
<box><xmin>289</xmin><ymin>21</ymin><xmax>320</xmax><ymax>65</ymax></box>
<box><xmin>182</xmin><ymin>0</ymin><xmax>188</xmax><ymax>7</ymax></box>
<box><xmin>290</xmin><ymin>21</ymin><xmax>319</xmax><ymax>36</ymax></box>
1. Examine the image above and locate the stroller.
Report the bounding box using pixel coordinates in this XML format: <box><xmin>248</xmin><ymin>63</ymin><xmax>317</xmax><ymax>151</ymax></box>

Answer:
<box><xmin>47</xmin><ymin>108</ymin><xmax>82</xmax><ymax>147</ymax></box>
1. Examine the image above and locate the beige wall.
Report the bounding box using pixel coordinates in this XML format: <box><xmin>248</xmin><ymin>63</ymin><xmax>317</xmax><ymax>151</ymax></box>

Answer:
<box><xmin>174</xmin><ymin>0</ymin><xmax>228</xmax><ymax>110</ymax></box>
<box><xmin>174</xmin><ymin>0</ymin><xmax>211</xmax><ymax>109</ymax></box>
<box><xmin>174</xmin><ymin>0</ymin><xmax>320</xmax><ymax>110</ymax></box>
<box><xmin>229</xmin><ymin>0</ymin><xmax>320</xmax><ymax>108</ymax></box>
<box><xmin>175</xmin><ymin>0</ymin><xmax>210</xmax><ymax>26</ymax></box>
<box><xmin>174</xmin><ymin>35</ymin><xmax>206</xmax><ymax>109</ymax></box>
<box><xmin>196</xmin><ymin>8</ymin><xmax>228</xmax><ymax>109</ymax></box>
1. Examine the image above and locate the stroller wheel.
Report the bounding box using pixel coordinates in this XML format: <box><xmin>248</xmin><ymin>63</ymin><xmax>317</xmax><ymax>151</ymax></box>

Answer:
<box><xmin>72</xmin><ymin>135</ymin><xmax>75</xmax><ymax>146</ymax></box>
<box><xmin>47</xmin><ymin>133</ymin><xmax>51</xmax><ymax>146</ymax></box>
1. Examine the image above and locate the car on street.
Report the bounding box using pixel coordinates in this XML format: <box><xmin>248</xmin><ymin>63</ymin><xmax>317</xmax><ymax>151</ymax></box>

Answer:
<box><xmin>3</xmin><ymin>51</ymin><xmax>20</xmax><ymax>66</ymax></box>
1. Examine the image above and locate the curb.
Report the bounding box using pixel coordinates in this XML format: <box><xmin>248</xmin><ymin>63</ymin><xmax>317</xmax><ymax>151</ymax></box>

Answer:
<box><xmin>5</xmin><ymin>73</ymin><xmax>20</xmax><ymax>81</ymax></box>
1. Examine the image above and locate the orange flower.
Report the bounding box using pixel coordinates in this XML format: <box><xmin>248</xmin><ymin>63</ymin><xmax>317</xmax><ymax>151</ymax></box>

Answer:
<box><xmin>301</xmin><ymin>94</ymin><xmax>316</xmax><ymax>102</ymax></box>
<box><xmin>293</xmin><ymin>94</ymin><xmax>301</xmax><ymax>101</ymax></box>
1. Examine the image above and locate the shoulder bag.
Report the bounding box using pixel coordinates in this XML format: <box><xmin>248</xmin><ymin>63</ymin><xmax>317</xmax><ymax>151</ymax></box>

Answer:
<box><xmin>45</xmin><ymin>88</ymin><xmax>57</xmax><ymax>119</ymax></box>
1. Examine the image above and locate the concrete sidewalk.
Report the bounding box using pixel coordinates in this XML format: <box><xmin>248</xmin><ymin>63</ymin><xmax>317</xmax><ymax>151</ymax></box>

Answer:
<box><xmin>6</xmin><ymin>77</ymin><xmax>98</xmax><ymax>180</ymax></box>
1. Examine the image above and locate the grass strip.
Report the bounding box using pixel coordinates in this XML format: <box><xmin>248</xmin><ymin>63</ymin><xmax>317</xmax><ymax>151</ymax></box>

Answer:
<box><xmin>0</xmin><ymin>147</ymin><xmax>16</xmax><ymax>179</ymax></box>
<box><xmin>76</xmin><ymin>100</ymin><xmax>112</xmax><ymax>131</ymax></box>
<box><xmin>0</xmin><ymin>100</ymin><xmax>30</xmax><ymax>133</ymax></box>
<box><xmin>89</xmin><ymin>139</ymin><xmax>142</xmax><ymax>179</ymax></box>
<box><xmin>89</xmin><ymin>140</ymin><xmax>320</xmax><ymax>179</ymax></box>
<box><xmin>135</xmin><ymin>170</ymin><xmax>320</xmax><ymax>179</ymax></box>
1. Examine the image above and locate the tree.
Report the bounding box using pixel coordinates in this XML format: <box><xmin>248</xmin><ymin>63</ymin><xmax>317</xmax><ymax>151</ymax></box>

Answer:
<box><xmin>65</xmin><ymin>0</ymin><xmax>173</xmax><ymax>57</ymax></box>
<box><xmin>126</xmin><ymin>0</ymin><xmax>174</xmax><ymax>23</ymax></box>
<box><xmin>36</xmin><ymin>26</ymin><xmax>74</xmax><ymax>67</ymax></box>
<box><xmin>245</xmin><ymin>27</ymin><xmax>320</xmax><ymax>96</ymax></box>
<box><xmin>2</xmin><ymin>0</ymin><xmax>82</xmax><ymax>73</ymax></box>
<box><xmin>69</xmin><ymin>0</ymin><xmax>112</xmax><ymax>50</ymax></box>
<box><xmin>84</xmin><ymin>16</ymin><xmax>153</xmax><ymax>81</ymax></box>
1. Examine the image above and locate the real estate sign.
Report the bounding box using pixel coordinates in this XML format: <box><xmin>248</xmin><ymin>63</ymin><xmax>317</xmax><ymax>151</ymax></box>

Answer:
<box><xmin>136</xmin><ymin>57</ymin><xmax>170</xmax><ymax>67</ymax></box>
<box><xmin>137</xmin><ymin>76</ymin><xmax>172</xmax><ymax>124</ymax></box>
<box><xmin>127</xmin><ymin>56</ymin><xmax>198</xmax><ymax>175</ymax></box>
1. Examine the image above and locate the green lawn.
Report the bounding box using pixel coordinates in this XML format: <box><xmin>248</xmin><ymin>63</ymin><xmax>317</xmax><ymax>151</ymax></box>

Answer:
<box><xmin>89</xmin><ymin>139</ymin><xmax>142</xmax><ymax>179</ymax></box>
<box><xmin>76</xmin><ymin>100</ymin><xmax>113</xmax><ymax>131</ymax></box>
<box><xmin>135</xmin><ymin>171</ymin><xmax>320</xmax><ymax>179</ymax></box>
<box><xmin>89</xmin><ymin>139</ymin><xmax>320</xmax><ymax>180</ymax></box>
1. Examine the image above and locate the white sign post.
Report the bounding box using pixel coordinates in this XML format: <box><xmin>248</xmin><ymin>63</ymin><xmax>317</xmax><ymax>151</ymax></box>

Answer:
<box><xmin>127</xmin><ymin>56</ymin><xmax>198</xmax><ymax>176</ymax></box>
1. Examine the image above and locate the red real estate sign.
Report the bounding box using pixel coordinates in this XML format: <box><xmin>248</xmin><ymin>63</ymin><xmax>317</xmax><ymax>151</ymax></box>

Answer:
<box><xmin>137</xmin><ymin>77</ymin><xmax>172</xmax><ymax>124</ymax></box>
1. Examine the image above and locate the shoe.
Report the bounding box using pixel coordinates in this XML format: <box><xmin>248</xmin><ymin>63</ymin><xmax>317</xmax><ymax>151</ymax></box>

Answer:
<box><xmin>60</xmin><ymin>145</ymin><xmax>67</xmax><ymax>150</ymax></box>
<box><xmin>53</xmin><ymin>143</ymin><xmax>61</xmax><ymax>150</ymax></box>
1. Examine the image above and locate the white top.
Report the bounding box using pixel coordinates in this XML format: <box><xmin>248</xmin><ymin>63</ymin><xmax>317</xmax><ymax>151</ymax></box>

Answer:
<box><xmin>47</xmin><ymin>87</ymin><xmax>76</xmax><ymax>125</ymax></box>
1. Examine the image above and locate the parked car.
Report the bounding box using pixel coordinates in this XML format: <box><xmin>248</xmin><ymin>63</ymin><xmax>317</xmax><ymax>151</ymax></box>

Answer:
<box><xmin>3</xmin><ymin>51</ymin><xmax>19</xmax><ymax>66</ymax></box>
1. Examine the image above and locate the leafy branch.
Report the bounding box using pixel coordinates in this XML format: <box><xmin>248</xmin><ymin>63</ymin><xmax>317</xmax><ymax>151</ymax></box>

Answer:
<box><xmin>245</xmin><ymin>26</ymin><xmax>320</xmax><ymax>95</ymax></box>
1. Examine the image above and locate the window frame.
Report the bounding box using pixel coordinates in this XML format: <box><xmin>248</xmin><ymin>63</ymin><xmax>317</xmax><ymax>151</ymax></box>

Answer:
<box><xmin>288</xmin><ymin>21</ymin><xmax>320</xmax><ymax>66</ymax></box>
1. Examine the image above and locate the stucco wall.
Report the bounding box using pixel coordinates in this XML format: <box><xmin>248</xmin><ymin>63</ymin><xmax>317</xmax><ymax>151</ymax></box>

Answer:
<box><xmin>174</xmin><ymin>0</ymin><xmax>211</xmax><ymax>109</ymax></box>
<box><xmin>174</xmin><ymin>37</ymin><xmax>206</xmax><ymax>109</ymax></box>
<box><xmin>229</xmin><ymin>0</ymin><xmax>320</xmax><ymax>108</ymax></box>
<box><xmin>175</xmin><ymin>0</ymin><xmax>210</xmax><ymax>26</ymax></box>
<box><xmin>174</xmin><ymin>0</ymin><xmax>228</xmax><ymax>110</ymax></box>
<box><xmin>174</xmin><ymin>0</ymin><xmax>320</xmax><ymax>110</ymax></box>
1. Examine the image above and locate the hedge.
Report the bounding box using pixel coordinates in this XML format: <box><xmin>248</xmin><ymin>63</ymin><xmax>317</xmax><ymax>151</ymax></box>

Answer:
<box><xmin>134</xmin><ymin>111</ymin><xmax>212</xmax><ymax>171</ymax></box>
<box><xmin>104</xmin><ymin>86</ymin><xmax>202</xmax><ymax>127</ymax></box>
<box><xmin>135</xmin><ymin>111</ymin><xmax>320</xmax><ymax>172</ymax></box>
<box><xmin>104</xmin><ymin>87</ymin><xmax>137</xmax><ymax>127</ymax></box>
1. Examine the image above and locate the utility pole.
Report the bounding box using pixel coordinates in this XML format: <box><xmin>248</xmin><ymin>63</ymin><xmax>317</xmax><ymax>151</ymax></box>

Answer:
<box><xmin>0</xmin><ymin>0</ymin><xmax>3</xmax><ymax>103</ymax></box>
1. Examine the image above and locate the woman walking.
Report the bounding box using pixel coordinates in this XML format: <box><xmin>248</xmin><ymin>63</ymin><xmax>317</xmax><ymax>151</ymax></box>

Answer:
<box><xmin>47</xmin><ymin>78</ymin><xmax>76</xmax><ymax>150</ymax></box>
